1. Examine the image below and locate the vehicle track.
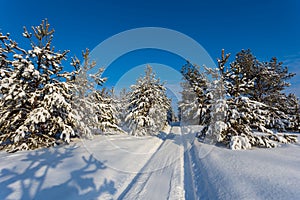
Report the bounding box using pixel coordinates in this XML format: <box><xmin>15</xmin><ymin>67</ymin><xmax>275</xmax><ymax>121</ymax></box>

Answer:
<box><xmin>117</xmin><ymin>126</ymin><xmax>185</xmax><ymax>200</ymax></box>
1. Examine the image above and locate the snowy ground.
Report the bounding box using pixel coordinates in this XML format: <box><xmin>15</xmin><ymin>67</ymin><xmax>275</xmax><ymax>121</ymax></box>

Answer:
<box><xmin>0</xmin><ymin>126</ymin><xmax>299</xmax><ymax>200</ymax></box>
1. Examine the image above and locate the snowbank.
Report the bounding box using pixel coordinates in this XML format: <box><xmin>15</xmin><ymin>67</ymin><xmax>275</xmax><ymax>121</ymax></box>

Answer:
<box><xmin>192</xmin><ymin>140</ymin><xmax>300</xmax><ymax>199</ymax></box>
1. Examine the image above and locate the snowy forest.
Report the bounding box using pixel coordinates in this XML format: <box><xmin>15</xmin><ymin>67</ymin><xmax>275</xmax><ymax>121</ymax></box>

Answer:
<box><xmin>0</xmin><ymin>20</ymin><xmax>299</xmax><ymax>152</ymax></box>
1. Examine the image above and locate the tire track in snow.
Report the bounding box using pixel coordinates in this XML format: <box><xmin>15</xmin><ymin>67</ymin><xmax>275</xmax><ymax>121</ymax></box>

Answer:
<box><xmin>168</xmin><ymin>126</ymin><xmax>185</xmax><ymax>200</ymax></box>
<box><xmin>183</xmin><ymin>139</ymin><xmax>198</xmax><ymax>200</ymax></box>
<box><xmin>187</xmin><ymin>140</ymin><xmax>219</xmax><ymax>200</ymax></box>
<box><xmin>117</xmin><ymin>126</ymin><xmax>185</xmax><ymax>200</ymax></box>
<box><xmin>117</xmin><ymin>137</ymin><xmax>167</xmax><ymax>200</ymax></box>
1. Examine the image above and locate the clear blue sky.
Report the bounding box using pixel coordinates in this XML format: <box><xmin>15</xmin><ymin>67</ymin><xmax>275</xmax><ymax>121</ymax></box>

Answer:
<box><xmin>1</xmin><ymin>0</ymin><xmax>299</xmax><ymax>96</ymax></box>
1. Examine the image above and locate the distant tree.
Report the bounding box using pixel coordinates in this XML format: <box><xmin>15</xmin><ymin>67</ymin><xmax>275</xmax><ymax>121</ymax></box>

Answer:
<box><xmin>93</xmin><ymin>88</ymin><xmax>123</xmax><ymax>134</ymax></box>
<box><xmin>116</xmin><ymin>88</ymin><xmax>129</xmax><ymax>129</ymax></box>
<box><xmin>178</xmin><ymin>81</ymin><xmax>199</xmax><ymax>125</ymax></box>
<box><xmin>167</xmin><ymin>105</ymin><xmax>177</xmax><ymax>124</ymax></box>
<box><xmin>125</xmin><ymin>65</ymin><xmax>170</xmax><ymax>136</ymax></box>
<box><xmin>180</xmin><ymin>62</ymin><xmax>210</xmax><ymax>125</ymax></box>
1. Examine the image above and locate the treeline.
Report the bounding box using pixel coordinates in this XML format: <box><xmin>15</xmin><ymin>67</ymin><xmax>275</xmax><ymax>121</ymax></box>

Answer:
<box><xmin>0</xmin><ymin>20</ymin><xmax>171</xmax><ymax>152</ymax></box>
<box><xmin>0</xmin><ymin>20</ymin><xmax>298</xmax><ymax>152</ymax></box>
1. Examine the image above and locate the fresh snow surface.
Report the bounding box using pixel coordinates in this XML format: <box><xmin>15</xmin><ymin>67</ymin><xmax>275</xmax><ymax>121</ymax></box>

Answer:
<box><xmin>0</xmin><ymin>125</ymin><xmax>299</xmax><ymax>200</ymax></box>
<box><xmin>186</xmin><ymin>126</ymin><xmax>300</xmax><ymax>200</ymax></box>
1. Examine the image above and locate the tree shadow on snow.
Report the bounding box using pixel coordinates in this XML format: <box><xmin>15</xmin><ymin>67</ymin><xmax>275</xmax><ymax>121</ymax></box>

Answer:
<box><xmin>0</xmin><ymin>145</ymin><xmax>117</xmax><ymax>200</ymax></box>
<box><xmin>156</xmin><ymin>131</ymin><xmax>176</xmax><ymax>141</ymax></box>
<box><xmin>157</xmin><ymin>130</ymin><xmax>189</xmax><ymax>148</ymax></box>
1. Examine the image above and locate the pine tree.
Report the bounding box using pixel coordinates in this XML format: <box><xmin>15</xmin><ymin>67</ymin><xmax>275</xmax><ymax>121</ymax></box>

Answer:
<box><xmin>198</xmin><ymin>66</ymin><xmax>227</xmax><ymax>143</ymax></box>
<box><xmin>178</xmin><ymin>81</ymin><xmax>199</xmax><ymax>125</ymax></box>
<box><xmin>258</xmin><ymin>57</ymin><xmax>295</xmax><ymax>104</ymax></box>
<box><xmin>125</xmin><ymin>65</ymin><xmax>170</xmax><ymax>136</ymax></box>
<box><xmin>115</xmin><ymin>88</ymin><xmax>130</xmax><ymax>129</ymax></box>
<box><xmin>93</xmin><ymin>88</ymin><xmax>123</xmax><ymax>134</ymax></box>
<box><xmin>69</xmin><ymin>49</ymin><xmax>106</xmax><ymax>138</ymax></box>
<box><xmin>0</xmin><ymin>20</ymin><xmax>116</xmax><ymax>152</ymax></box>
<box><xmin>199</xmin><ymin>50</ymin><xmax>298</xmax><ymax>150</ymax></box>
<box><xmin>70</xmin><ymin>50</ymin><xmax>122</xmax><ymax>135</ymax></box>
<box><xmin>271</xmin><ymin>93</ymin><xmax>299</xmax><ymax>131</ymax></box>
<box><xmin>231</xmin><ymin>49</ymin><xmax>295</xmax><ymax>103</ymax></box>
<box><xmin>0</xmin><ymin>20</ymin><xmax>75</xmax><ymax>152</ymax></box>
<box><xmin>180</xmin><ymin>62</ymin><xmax>209</xmax><ymax>125</ymax></box>
<box><xmin>232</xmin><ymin>50</ymin><xmax>296</xmax><ymax>131</ymax></box>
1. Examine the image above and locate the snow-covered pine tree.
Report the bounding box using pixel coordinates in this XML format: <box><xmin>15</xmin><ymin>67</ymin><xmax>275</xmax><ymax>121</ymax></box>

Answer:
<box><xmin>115</xmin><ymin>88</ymin><xmax>129</xmax><ymax>129</ymax></box>
<box><xmin>224</xmin><ymin>53</ymin><xmax>255</xmax><ymax>98</ymax></box>
<box><xmin>92</xmin><ymin>88</ymin><xmax>123</xmax><ymax>134</ymax></box>
<box><xmin>231</xmin><ymin>50</ymin><xmax>260</xmax><ymax>99</ymax></box>
<box><xmin>125</xmin><ymin>65</ymin><xmax>171</xmax><ymax>136</ymax></box>
<box><xmin>0</xmin><ymin>20</ymin><xmax>77</xmax><ymax>152</ymax></box>
<box><xmin>272</xmin><ymin>93</ymin><xmax>300</xmax><ymax>132</ymax></box>
<box><xmin>0</xmin><ymin>20</ymin><xmax>118</xmax><ymax>152</ymax></box>
<box><xmin>199</xmin><ymin>50</ymin><xmax>298</xmax><ymax>150</ymax></box>
<box><xmin>289</xmin><ymin>94</ymin><xmax>300</xmax><ymax>132</ymax></box>
<box><xmin>167</xmin><ymin>106</ymin><xmax>177</xmax><ymax>124</ymax></box>
<box><xmin>69</xmin><ymin>49</ymin><xmax>102</xmax><ymax>138</ymax></box>
<box><xmin>197</xmin><ymin>63</ymin><xmax>232</xmax><ymax>144</ymax></box>
<box><xmin>232</xmin><ymin>50</ymin><xmax>296</xmax><ymax>131</ymax></box>
<box><xmin>178</xmin><ymin>81</ymin><xmax>199</xmax><ymax>125</ymax></box>
<box><xmin>256</xmin><ymin>57</ymin><xmax>295</xmax><ymax>104</ymax></box>
<box><xmin>70</xmin><ymin>50</ymin><xmax>122</xmax><ymax>135</ymax></box>
<box><xmin>179</xmin><ymin>62</ymin><xmax>209</xmax><ymax>125</ymax></box>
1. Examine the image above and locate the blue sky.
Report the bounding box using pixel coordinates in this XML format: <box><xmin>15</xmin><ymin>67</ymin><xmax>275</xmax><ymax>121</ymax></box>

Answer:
<box><xmin>1</xmin><ymin>0</ymin><xmax>299</xmax><ymax>97</ymax></box>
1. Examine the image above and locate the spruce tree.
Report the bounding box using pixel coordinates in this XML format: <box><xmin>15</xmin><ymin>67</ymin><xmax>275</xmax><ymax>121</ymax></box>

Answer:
<box><xmin>180</xmin><ymin>62</ymin><xmax>209</xmax><ymax>125</ymax></box>
<box><xmin>199</xmin><ymin>50</ymin><xmax>298</xmax><ymax>150</ymax></box>
<box><xmin>125</xmin><ymin>65</ymin><xmax>170</xmax><ymax>136</ymax></box>
<box><xmin>116</xmin><ymin>88</ymin><xmax>130</xmax><ymax>129</ymax></box>
<box><xmin>93</xmin><ymin>88</ymin><xmax>123</xmax><ymax>134</ymax></box>
<box><xmin>0</xmin><ymin>20</ymin><xmax>75</xmax><ymax>152</ymax></box>
<box><xmin>0</xmin><ymin>20</ymin><xmax>117</xmax><ymax>152</ymax></box>
<box><xmin>70</xmin><ymin>50</ymin><xmax>122</xmax><ymax>135</ymax></box>
<box><xmin>232</xmin><ymin>50</ymin><xmax>296</xmax><ymax>131</ymax></box>
<box><xmin>178</xmin><ymin>81</ymin><xmax>199</xmax><ymax>125</ymax></box>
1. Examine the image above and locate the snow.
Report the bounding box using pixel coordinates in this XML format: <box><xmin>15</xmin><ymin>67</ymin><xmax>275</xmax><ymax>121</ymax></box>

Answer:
<box><xmin>230</xmin><ymin>135</ymin><xmax>252</xmax><ymax>150</ymax></box>
<box><xmin>192</xmin><ymin>141</ymin><xmax>300</xmax><ymax>199</ymax></box>
<box><xmin>33</xmin><ymin>47</ymin><xmax>42</xmax><ymax>55</ymax></box>
<box><xmin>0</xmin><ymin>126</ymin><xmax>299</xmax><ymax>199</ymax></box>
<box><xmin>188</xmin><ymin>126</ymin><xmax>300</xmax><ymax>199</ymax></box>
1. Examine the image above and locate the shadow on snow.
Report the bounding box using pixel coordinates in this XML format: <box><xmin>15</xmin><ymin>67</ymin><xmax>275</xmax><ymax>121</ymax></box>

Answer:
<box><xmin>0</xmin><ymin>145</ymin><xmax>117</xmax><ymax>200</ymax></box>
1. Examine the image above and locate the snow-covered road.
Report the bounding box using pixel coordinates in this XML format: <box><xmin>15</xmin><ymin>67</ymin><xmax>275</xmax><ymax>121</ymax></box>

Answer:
<box><xmin>0</xmin><ymin>126</ymin><xmax>299</xmax><ymax>200</ymax></box>
<box><xmin>118</xmin><ymin>126</ymin><xmax>185</xmax><ymax>200</ymax></box>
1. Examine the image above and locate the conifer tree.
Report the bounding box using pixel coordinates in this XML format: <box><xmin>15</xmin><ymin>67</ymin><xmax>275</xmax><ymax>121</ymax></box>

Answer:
<box><xmin>199</xmin><ymin>50</ymin><xmax>298</xmax><ymax>150</ymax></box>
<box><xmin>93</xmin><ymin>88</ymin><xmax>123</xmax><ymax>133</ymax></box>
<box><xmin>116</xmin><ymin>88</ymin><xmax>130</xmax><ymax>129</ymax></box>
<box><xmin>178</xmin><ymin>81</ymin><xmax>199</xmax><ymax>125</ymax></box>
<box><xmin>232</xmin><ymin>50</ymin><xmax>296</xmax><ymax>131</ymax></box>
<box><xmin>180</xmin><ymin>62</ymin><xmax>209</xmax><ymax>125</ymax></box>
<box><xmin>0</xmin><ymin>20</ymin><xmax>117</xmax><ymax>152</ymax></box>
<box><xmin>125</xmin><ymin>65</ymin><xmax>170</xmax><ymax>136</ymax></box>
<box><xmin>70</xmin><ymin>49</ymin><xmax>122</xmax><ymax>135</ymax></box>
<box><xmin>0</xmin><ymin>20</ymin><xmax>75</xmax><ymax>151</ymax></box>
